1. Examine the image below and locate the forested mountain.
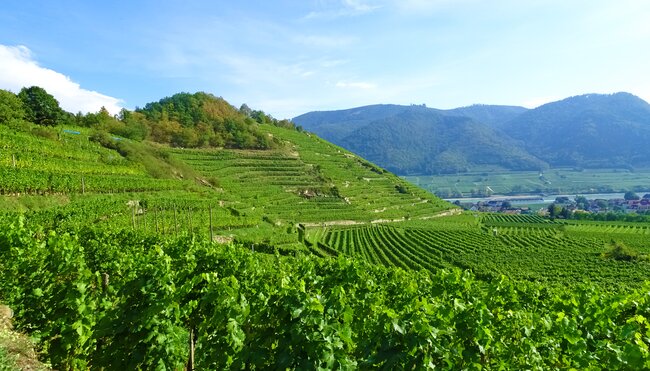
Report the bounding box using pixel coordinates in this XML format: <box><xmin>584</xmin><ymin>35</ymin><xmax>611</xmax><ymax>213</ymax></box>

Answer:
<box><xmin>443</xmin><ymin>104</ymin><xmax>528</xmax><ymax>128</ymax></box>
<box><xmin>292</xmin><ymin>104</ymin><xmax>434</xmax><ymax>142</ymax></box>
<box><xmin>294</xmin><ymin>93</ymin><xmax>650</xmax><ymax>174</ymax></box>
<box><xmin>337</xmin><ymin>109</ymin><xmax>545</xmax><ymax>174</ymax></box>
<box><xmin>502</xmin><ymin>93</ymin><xmax>650</xmax><ymax>168</ymax></box>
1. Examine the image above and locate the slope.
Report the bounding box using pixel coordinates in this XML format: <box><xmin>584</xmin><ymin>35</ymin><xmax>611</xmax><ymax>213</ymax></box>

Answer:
<box><xmin>0</xmin><ymin>106</ymin><xmax>454</xmax><ymax>253</ymax></box>
<box><xmin>292</xmin><ymin>104</ymin><xmax>429</xmax><ymax>142</ymax></box>
<box><xmin>443</xmin><ymin>104</ymin><xmax>528</xmax><ymax>128</ymax></box>
<box><xmin>294</xmin><ymin>104</ymin><xmax>544</xmax><ymax>174</ymax></box>
<box><xmin>294</xmin><ymin>93</ymin><xmax>650</xmax><ymax>174</ymax></box>
<box><xmin>501</xmin><ymin>92</ymin><xmax>650</xmax><ymax>167</ymax></box>
<box><xmin>322</xmin><ymin>108</ymin><xmax>545</xmax><ymax>174</ymax></box>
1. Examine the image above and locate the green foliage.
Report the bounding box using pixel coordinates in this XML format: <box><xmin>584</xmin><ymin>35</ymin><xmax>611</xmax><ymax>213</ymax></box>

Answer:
<box><xmin>318</xmin><ymin>215</ymin><xmax>650</xmax><ymax>290</ymax></box>
<box><xmin>602</xmin><ymin>240</ymin><xmax>647</xmax><ymax>262</ymax></box>
<box><xmin>504</xmin><ymin>92</ymin><xmax>650</xmax><ymax>168</ymax></box>
<box><xmin>295</xmin><ymin>93</ymin><xmax>650</xmax><ymax>174</ymax></box>
<box><xmin>137</xmin><ymin>92</ymin><xmax>274</xmax><ymax>149</ymax></box>
<box><xmin>0</xmin><ymin>89</ymin><xmax>25</xmax><ymax>124</ymax></box>
<box><xmin>4</xmin><ymin>219</ymin><xmax>650</xmax><ymax>369</ymax></box>
<box><xmin>7</xmin><ymin>87</ymin><xmax>283</xmax><ymax>151</ymax></box>
<box><xmin>624</xmin><ymin>191</ymin><xmax>640</xmax><ymax>200</ymax></box>
<box><xmin>0</xmin><ymin>347</ymin><xmax>15</xmax><ymax>371</ymax></box>
<box><xmin>17</xmin><ymin>86</ymin><xmax>63</xmax><ymax>126</ymax></box>
<box><xmin>88</xmin><ymin>131</ymin><xmax>198</xmax><ymax>179</ymax></box>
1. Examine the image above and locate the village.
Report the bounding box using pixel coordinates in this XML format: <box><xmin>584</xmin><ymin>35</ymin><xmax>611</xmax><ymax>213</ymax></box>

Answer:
<box><xmin>454</xmin><ymin>192</ymin><xmax>650</xmax><ymax>216</ymax></box>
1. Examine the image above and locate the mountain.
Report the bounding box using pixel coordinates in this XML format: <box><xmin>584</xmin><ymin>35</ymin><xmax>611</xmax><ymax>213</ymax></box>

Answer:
<box><xmin>443</xmin><ymin>104</ymin><xmax>528</xmax><ymax>128</ymax></box>
<box><xmin>337</xmin><ymin>109</ymin><xmax>545</xmax><ymax>174</ymax></box>
<box><xmin>294</xmin><ymin>93</ymin><xmax>650</xmax><ymax>174</ymax></box>
<box><xmin>501</xmin><ymin>93</ymin><xmax>650</xmax><ymax>167</ymax></box>
<box><xmin>292</xmin><ymin>104</ymin><xmax>437</xmax><ymax>143</ymax></box>
<box><xmin>294</xmin><ymin>104</ymin><xmax>543</xmax><ymax>174</ymax></box>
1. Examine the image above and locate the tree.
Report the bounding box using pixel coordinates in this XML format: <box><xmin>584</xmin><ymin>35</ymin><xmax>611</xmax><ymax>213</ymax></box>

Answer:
<box><xmin>239</xmin><ymin>103</ymin><xmax>252</xmax><ymax>117</ymax></box>
<box><xmin>0</xmin><ymin>89</ymin><xmax>25</xmax><ymax>123</ymax></box>
<box><xmin>18</xmin><ymin>86</ymin><xmax>63</xmax><ymax>126</ymax></box>
<box><xmin>624</xmin><ymin>191</ymin><xmax>640</xmax><ymax>201</ymax></box>
<box><xmin>574</xmin><ymin>196</ymin><xmax>588</xmax><ymax>209</ymax></box>
<box><xmin>560</xmin><ymin>206</ymin><xmax>571</xmax><ymax>219</ymax></box>
<box><xmin>82</xmin><ymin>107</ymin><xmax>114</xmax><ymax>127</ymax></box>
<box><xmin>547</xmin><ymin>203</ymin><xmax>562</xmax><ymax>219</ymax></box>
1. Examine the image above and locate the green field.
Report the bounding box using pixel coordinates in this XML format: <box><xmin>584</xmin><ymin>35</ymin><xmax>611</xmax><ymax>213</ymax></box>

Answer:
<box><xmin>309</xmin><ymin>213</ymin><xmax>650</xmax><ymax>291</ymax></box>
<box><xmin>405</xmin><ymin>168</ymin><xmax>650</xmax><ymax>197</ymax></box>
<box><xmin>4</xmin><ymin>118</ymin><xmax>650</xmax><ymax>368</ymax></box>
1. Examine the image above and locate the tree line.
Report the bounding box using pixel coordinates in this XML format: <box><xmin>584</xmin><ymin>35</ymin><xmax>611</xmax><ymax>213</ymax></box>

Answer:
<box><xmin>0</xmin><ymin>86</ymin><xmax>302</xmax><ymax>150</ymax></box>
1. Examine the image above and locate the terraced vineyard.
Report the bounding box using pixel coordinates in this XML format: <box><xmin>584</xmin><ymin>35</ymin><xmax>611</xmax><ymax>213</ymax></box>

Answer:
<box><xmin>0</xmin><ymin>122</ymin><xmax>455</xmax><ymax>254</ymax></box>
<box><xmin>4</xmin><ymin>120</ymin><xmax>650</xmax><ymax>292</ymax></box>
<box><xmin>0</xmin><ymin>126</ymin><xmax>190</xmax><ymax>194</ymax></box>
<box><xmin>168</xmin><ymin>125</ymin><xmax>452</xmax><ymax>225</ymax></box>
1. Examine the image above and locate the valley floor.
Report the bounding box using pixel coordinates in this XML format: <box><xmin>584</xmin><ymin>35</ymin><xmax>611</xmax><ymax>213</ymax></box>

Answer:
<box><xmin>406</xmin><ymin>167</ymin><xmax>650</xmax><ymax>198</ymax></box>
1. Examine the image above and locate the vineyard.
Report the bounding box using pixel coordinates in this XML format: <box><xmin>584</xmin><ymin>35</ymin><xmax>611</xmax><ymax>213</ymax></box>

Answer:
<box><xmin>313</xmin><ymin>213</ymin><xmax>650</xmax><ymax>290</ymax></box>
<box><xmin>3</xmin><ymin>218</ymin><xmax>650</xmax><ymax>369</ymax></box>
<box><xmin>0</xmin><ymin>122</ymin><xmax>453</xmax><ymax>253</ymax></box>
<box><xmin>2</xmin><ymin>118</ymin><xmax>650</xmax><ymax>367</ymax></box>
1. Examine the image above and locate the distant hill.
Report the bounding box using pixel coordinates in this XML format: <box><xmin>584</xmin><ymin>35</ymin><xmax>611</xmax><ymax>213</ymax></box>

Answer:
<box><xmin>501</xmin><ymin>93</ymin><xmax>650</xmax><ymax>168</ymax></box>
<box><xmin>443</xmin><ymin>104</ymin><xmax>528</xmax><ymax>128</ymax></box>
<box><xmin>337</xmin><ymin>109</ymin><xmax>545</xmax><ymax>174</ymax></box>
<box><xmin>295</xmin><ymin>104</ymin><xmax>544</xmax><ymax>174</ymax></box>
<box><xmin>294</xmin><ymin>93</ymin><xmax>650</xmax><ymax>174</ymax></box>
<box><xmin>292</xmin><ymin>104</ymin><xmax>435</xmax><ymax>143</ymax></box>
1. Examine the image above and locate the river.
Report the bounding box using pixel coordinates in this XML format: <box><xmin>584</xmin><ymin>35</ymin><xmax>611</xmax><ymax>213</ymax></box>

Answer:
<box><xmin>444</xmin><ymin>192</ymin><xmax>628</xmax><ymax>205</ymax></box>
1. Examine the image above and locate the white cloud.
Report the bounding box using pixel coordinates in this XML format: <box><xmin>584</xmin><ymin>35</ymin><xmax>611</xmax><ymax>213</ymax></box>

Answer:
<box><xmin>343</xmin><ymin>0</ymin><xmax>381</xmax><ymax>12</ymax></box>
<box><xmin>303</xmin><ymin>0</ymin><xmax>382</xmax><ymax>19</ymax></box>
<box><xmin>335</xmin><ymin>81</ymin><xmax>377</xmax><ymax>89</ymax></box>
<box><xmin>389</xmin><ymin>0</ymin><xmax>481</xmax><ymax>15</ymax></box>
<box><xmin>292</xmin><ymin>34</ymin><xmax>357</xmax><ymax>48</ymax></box>
<box><xmin>0</xmin><ymin>44</ymin><xmax>123</xmax><ymax>114</ymax></box>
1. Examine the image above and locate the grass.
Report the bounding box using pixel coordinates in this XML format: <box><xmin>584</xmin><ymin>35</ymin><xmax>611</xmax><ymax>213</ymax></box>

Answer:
<box><xmin>0</xmin><ymin>194</ymin><xmax>70</xmax><ymax>212</ymax></box>
<box><xmin>0</xmin><ymin>305</ymin><xmax>49</xmax><ymax>371</ymax></box>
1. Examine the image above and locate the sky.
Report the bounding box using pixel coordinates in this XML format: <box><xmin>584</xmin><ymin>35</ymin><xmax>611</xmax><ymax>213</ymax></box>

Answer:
<box><xmin>1</xmin><ymin>0</ymin><xmax>649</xmax><ymax>118</ymax></box>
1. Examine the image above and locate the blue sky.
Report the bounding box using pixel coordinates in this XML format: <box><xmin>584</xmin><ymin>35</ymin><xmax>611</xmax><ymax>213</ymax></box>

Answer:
<box><xmin>1</xmin><ymin>0</ymin><xmax>649</xmax><ymax>118</ymax></box>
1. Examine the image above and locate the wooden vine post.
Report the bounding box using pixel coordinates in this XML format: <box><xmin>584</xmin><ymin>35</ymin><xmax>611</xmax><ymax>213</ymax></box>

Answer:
<box><xmin>174</xmin><ymin>207</ymin><xmax>179</xmax><ymax>237</ymax></box>
<box><xmin>187</xmin><ymin>327</ymin><xmax>195</xmax><ymax>371</ymax></box>
<box><xmin>209</xmin><ymin>205</ymin><xmax>214</xmax><ymax>242</ymax></box>
<box><xmin>154</xmin><ymin>207</ymin><xmax>159</xmax><ymax>233</ymax></box>
<box><xmin>131</xmin><ymin>205</ymin><xmax>136</xmax><ymax>230</ymax></box>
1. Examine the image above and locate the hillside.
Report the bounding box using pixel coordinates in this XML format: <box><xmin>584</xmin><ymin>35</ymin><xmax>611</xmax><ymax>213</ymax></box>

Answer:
<box><xmin>502</xmin><ymin>92</ymin><xmax>650</xmax><ymax>167</ymax></box>
<box><xmin>4</xmin><ymin>89</ymin><xmax>650</xmax><ymax>369</ymax></box>
<box><xmin>294</xmin><ymin>93</ymin><xmax>650</xmax><ymax>174</ymax></box>
<box><xmin>0</xmin><ymin>87</ymin><xmax>454</xmax><ymax>253</ymax></box>
<box><xmin>443</xmin><ymin>104</ymin><xmax>528</xmax><ymax>128</ymax></box>
<box><xmin>291</xmin><ymin>104</ymin><xmax>427</xmax><ymax>142</ymax></box>
<box><xmin>295</xmin><ymin>105</ymin><xmax>545</xmax><ymax>174</ymax></box>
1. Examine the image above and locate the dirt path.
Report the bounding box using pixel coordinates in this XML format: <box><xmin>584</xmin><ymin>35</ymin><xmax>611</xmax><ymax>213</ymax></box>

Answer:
<box><xmin>416</xmin><ymin>208</ymin><xmax>462</xmax><ymax>220</ymax></box>
<box><xmin>301</xmin><ymin>207</ymin><xmax>462</xmax><ymax>228</ymax></box>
